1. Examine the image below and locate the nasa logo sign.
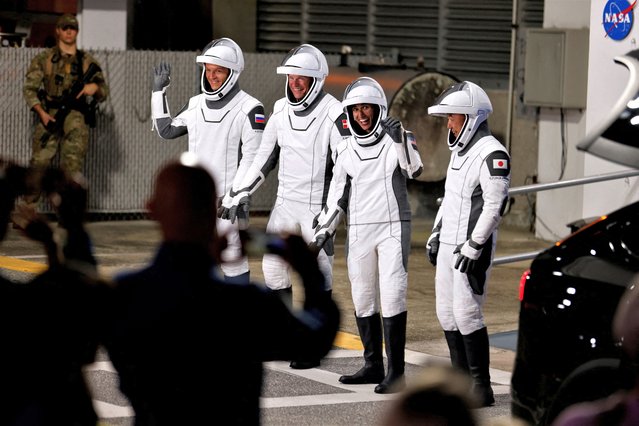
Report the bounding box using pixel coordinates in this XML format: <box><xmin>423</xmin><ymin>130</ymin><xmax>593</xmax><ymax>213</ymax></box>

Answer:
<box><xmin>603</xmin><ymin>0</ymin><xmax>636</xmax><ymax>40</ymax></box>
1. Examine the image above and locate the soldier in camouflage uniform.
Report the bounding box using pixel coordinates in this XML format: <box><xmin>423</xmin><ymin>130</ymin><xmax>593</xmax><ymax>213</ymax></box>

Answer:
<box><xmin>22</xmin><ymin>13</ymin><xmax>108</xmax><ymax>204</ymax></box>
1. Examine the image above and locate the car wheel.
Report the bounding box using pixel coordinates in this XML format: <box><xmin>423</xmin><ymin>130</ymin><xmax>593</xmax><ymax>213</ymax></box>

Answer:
<box><xmin>545</xmin><ymin>358</ymin><xmax>631</xmax><ymax>424</ymax></box>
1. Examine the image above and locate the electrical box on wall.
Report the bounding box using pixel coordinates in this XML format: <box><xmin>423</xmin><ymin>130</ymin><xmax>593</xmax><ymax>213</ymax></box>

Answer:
<box><xmin>524</xmin><ymin>28</ymin><xmax>589</xmax><ymax>108</ymax></box>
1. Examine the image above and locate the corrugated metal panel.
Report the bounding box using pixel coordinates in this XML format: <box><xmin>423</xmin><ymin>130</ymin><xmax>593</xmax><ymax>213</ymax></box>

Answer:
<box><xmin>306</xmin><ymin>0</ymin><xmax>369</xmax><ymax>54</ymax></box>
<box><xmin>521</xmin><ymin>0</ymin><xmax>544</xmax><ymax>26</ymax></box>
<box><xmin>257</xmin><ymin>0</ymin><xmax>302</xmax><ymax>51</ymax></box>
<box><xmin>255</xmin><ymin>0</ymin><xmax>545</xmax><ymax>88</ymax></box>
<box><xmin>439</xmin><ymin>0</ymin><xmax>513</xmax><ymax>83</ymax></box>
<box><xmin>373</xmin><ymin>0</ymin><xmax>439</xmax><ymax>68</ymax></box>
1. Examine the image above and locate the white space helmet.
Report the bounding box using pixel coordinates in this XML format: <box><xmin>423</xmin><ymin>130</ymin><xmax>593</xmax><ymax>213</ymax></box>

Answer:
<box><xmin>428</xmin><ymin>81</ymin><xmax>492</xmax><ymax>151</ymax></box>
<box><xmin>342</xmin><ymin>77</ymin><xmax>388</xmax><ymax>145</ymax></box>
<box><xmin>276</xmin><ymin>44</ymin><xmax>328</xmax><ymax>111</ymax></box>
<box><xmin>196</xmin><ymin>37</ymin><xmax>244</xmax><ymax>100</ymax></box>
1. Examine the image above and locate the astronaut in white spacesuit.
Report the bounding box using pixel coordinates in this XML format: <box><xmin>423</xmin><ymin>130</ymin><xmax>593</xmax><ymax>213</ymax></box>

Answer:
<box><xmin>220</xmin><ymin>45</ymin><xmax>350</xmax><ymax>363</ymax></box>
<box><xmin>426</xmin><ymin>81</ymin><xmax>511</xmax><ymax>407</ymax></box>
<box><xmin>151</xmin><ymin>38</ymin><xmax>265</xmax><ymax>284</ymax></box>
<box><xmin>310</xmin><ymin>77</ymin><xmax>423</xmax><ymax>393</ymax></box>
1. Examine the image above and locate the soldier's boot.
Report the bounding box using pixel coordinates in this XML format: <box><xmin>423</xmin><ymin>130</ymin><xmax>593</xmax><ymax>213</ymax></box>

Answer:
<box><xmin>374</xmin><ymin>311</ymin><xmax>407</xmax><ymax>394</ymax></box>
<box><xmin>463</xmin><ymin>327</ymin><xmax>495</xmax><ymax>407</ymax></box>
<box><xmin>444</xmin><ymin>330</ymin><xmax>470</xmax><ymax>373</ymax></box>
<box><xmin>339</xmin><ymin>313</ymin><xmax>384</xmax><ymax>384</ymax></box>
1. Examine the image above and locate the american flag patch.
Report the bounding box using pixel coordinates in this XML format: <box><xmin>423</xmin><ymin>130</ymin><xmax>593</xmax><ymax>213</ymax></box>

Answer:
<box><xmin>255</xmin><ymin>113</ymin><xmax>265</xmax><ymax>124</ymax></box>
<box><xmin>342</xmin><ymin>119</ymin><xmax>349</xmax><ymax>129</ymax></box>
<box><xmin>407</xmin><ymin>132</ymin><xmax>417</xmax><ymax>147</ymax></box>
<box><xmin>493</xmin><ymin>158</ymin><xmax>508</xmax><ymax>169</ymax></box>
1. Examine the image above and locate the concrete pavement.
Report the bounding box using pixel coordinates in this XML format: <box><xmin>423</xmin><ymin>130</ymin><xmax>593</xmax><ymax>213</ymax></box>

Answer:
<box><xmin>0</xmin><ymin>216</ymin><xmax>552</xmax><ymax>424</ymax></box>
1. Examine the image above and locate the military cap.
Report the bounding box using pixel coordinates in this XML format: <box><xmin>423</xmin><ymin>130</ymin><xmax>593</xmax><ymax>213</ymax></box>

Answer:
<box><xmin>56</xmin><ymin>14</ymin><xmax>79</xmax><ymax>30</ymax></box>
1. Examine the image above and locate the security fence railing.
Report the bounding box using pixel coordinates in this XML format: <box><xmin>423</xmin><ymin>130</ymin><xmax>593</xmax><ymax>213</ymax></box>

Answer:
<box><xmin>2</xmin><ymin>48</ymin><xmax>352</xmax><ymax>215</ymax></box>
<box><xmin>493</xmin><ymin>168</ymin><xmax>639</xmax><ymax>265</ymax></box>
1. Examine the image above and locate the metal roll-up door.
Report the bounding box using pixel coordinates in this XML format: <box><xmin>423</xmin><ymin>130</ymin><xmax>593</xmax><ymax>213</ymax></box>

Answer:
<box><xmin>257</xmin><ymin>0</ymin><xmax>302</xmax><ymax>52</ymax></box>
<box><xmin>373</xmin><ymin>0</ymin><xmax>440</xmax><ymax>68</ymax></box>
<box><xmin>439</xmin><ymin>0</ymin><xmax>513</xmax><ymax>85</ymax></box>
<box><xmin>306</xmin><ymin>0</ymin><xmax>369</xmax><ymax>54</ymax></box>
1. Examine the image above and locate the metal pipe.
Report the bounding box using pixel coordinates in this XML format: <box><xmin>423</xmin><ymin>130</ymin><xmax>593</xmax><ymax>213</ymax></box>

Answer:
<box><xmin>509</xmin><ymin>169</ymin><xmax>639</xmax><ymax>196</ymax></box>
<box><xmin>505</xmin><ymin>0</ymin><xmax>518</xmax><ymax>152</ymax></box>
<box><xmin>493</xmin><ymin>250</ymin><xmax>543</xmax><ymax>266</ymax></box>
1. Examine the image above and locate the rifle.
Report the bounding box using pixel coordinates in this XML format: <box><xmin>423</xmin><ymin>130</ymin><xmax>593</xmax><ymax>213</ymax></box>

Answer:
<box><xmin>40</xmin><ymin>62</ymin><xmax>101</xmax><ymax>147</ymax></box>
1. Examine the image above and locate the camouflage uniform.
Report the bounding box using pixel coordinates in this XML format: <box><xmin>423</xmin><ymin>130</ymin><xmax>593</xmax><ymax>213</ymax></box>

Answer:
<box><xmin>23</xmin><ymin>46</ymin><xmax>108</xmax><ymax>178</ymax></box>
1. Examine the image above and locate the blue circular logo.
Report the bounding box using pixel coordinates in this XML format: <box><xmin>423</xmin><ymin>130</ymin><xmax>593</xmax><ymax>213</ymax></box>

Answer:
<box><xmin>603</xmin><ymin>0</ymin><xmax>635</xmax><ymax>40</ymax></box>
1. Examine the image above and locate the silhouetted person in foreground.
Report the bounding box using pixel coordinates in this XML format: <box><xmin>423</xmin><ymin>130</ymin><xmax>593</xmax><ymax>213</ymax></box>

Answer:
<box><xmin>379</xmin><ymin>362</ymin><xmax>478</xmax><ymax>426</ymax></box>
<box><xmin>104</xmin><ymin>156</ymin><xmax>340</xmax><ymax>425</ymax></box>
<box><xmin>2</xmin><ymin>162</ymin><xmax>109</xmax><ymax>425</ymax></box>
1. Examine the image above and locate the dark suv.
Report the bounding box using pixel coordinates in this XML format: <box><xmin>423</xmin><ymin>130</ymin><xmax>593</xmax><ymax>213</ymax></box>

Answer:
<box><xmin>510</xmin><ymin>49</ymin><xmax>639</xmax><ymax>425</ymax></box>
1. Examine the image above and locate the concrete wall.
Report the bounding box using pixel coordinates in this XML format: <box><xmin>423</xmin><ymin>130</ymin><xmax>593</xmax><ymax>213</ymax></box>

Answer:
<box><xmin>534</xmin><ymin>0</ymin><xmax>591</xmax><ymax>241</ymax></box>
<box><xmin>213</xmin><ymin>0</ymin><xmax>256</xmax><ymax>52</ymax></box>
<box><xmin>583</xmin><ymin>0</ymin><xmax>639</xmax><ymax>216</ymax></box>
<box><xmin>77</xmin><ymin>0</ymin><xmax>129</xmax><ymax>50</ymax></box>
<box><xmin>535</xmin><ymin>0</ymin><xmax>639</xmax><ymax>241</ymax></box>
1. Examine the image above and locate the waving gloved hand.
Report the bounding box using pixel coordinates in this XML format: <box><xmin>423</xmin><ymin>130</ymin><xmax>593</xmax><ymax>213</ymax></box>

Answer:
<box><xmin>453</xmin><ymin>239</ymin><xmax>483</xmax><ymax>274</ymax></box>
<box><xmin>153</xmin><ymin>62</ymin><xmax>171</xmax><ymax>92</ymax></box>
<box><xmin>426</xmin><ymin>231</ymin><xmax>440</xmax><ymax>266</ymax></box>
<box><xmin>380</xmin><ymin>116</ymin><xmax>405</xmax><ymax>144</ymax></box>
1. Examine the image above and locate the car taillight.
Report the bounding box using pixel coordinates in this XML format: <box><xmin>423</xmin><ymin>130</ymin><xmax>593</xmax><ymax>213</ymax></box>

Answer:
<box><xmin>519</xmin><ymin>269</ymin><xmax>530</xmax><ymax>301</ymax></box>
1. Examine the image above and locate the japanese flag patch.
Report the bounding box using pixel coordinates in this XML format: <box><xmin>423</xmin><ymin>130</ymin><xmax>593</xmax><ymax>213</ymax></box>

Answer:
<box><xmin>493</xmin><ymin>158</ymin><xmax>508</xmax><ymax>169</ymax></box>
<box><xmin>486</xmin><ymin>151</ymin><xmax>510</xmax><ymax>177</ymax></box>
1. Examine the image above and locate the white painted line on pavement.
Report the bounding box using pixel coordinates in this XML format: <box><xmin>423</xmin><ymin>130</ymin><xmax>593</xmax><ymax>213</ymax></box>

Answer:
<box><xmin>261</xmin><ymin>391</ymin><xmax>393</xmax><ymax>408</ymax></box>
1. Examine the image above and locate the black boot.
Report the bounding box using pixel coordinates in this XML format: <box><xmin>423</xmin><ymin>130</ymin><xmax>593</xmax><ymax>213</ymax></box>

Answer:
<box><xmin>374</xmin><ymin>311</ymin><xmax>407</xmax><ymax>394</ymax></box>
<box><xmin>290</xmin><ymin>290</ymin><xmax>332</xmax><ymax>370</ymax></box>
<box><xmin>271</xmin><ymin>287</ymin><xmax>293</xmax><ymax>310</ymax></box>
<box><xmin>462</xmin><ymin>327</ymin><xmax>495</xmax><ymax>407</ymax></box>
<box><xmin>224</xmin><ymin>271</ymin><xmax>250</xmax><ymax>284</ymax></box>
<box><xmin>444</xmin><ymin>330</ymin><xmax>469</xmax><ymax>373</ymax></box>
<box><xmin>339</xmin><ymin>313</ymin><xmax>384</xmax><ymax>384</ymax></box>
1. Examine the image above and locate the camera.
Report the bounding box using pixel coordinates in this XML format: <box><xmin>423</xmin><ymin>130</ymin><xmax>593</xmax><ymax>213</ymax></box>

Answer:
<box><xmin>240</xmin><ymin>229</ymin><xmax>287</xmax><ymax>257</ymax></box>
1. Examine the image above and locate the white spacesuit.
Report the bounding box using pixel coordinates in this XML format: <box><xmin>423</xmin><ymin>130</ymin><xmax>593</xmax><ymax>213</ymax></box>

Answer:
<box><xmin>427</xmin><ymin>80</ymin><xmax>510</xmax><ymax>407</ymax></box>
<box><xmin>311</xmin><ymin>77</ymin><xmax>422</xmax><ymax>394</ymax></box>
<box><xmin>223</xmin><ymin>44</ymin><xmax>350</xmax><ymax>296</ymax></box>
<box><xmin>151</xmin><ymin>38</ymin><xmax>264</xmax><ymax>283</ymax></box>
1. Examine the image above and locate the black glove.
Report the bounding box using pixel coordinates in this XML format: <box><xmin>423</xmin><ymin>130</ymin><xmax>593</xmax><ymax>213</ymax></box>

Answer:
<box><xmin>380</xmin><ymin>116</ymin><xmax>404</xmax><ymax>144</ymax></box>
<box><xmin>153</xmin><ymin>62</ymin><xmax>171</xmax><ymax>92</ymax></box>
<box><xmin>426</xmin><ymin>231</ymin><xmax>440</xmax><ymax>266</ymax></box>
<box><xmin>453</xmin><ymin>240</ymin><xmax>483</xmax><ymax>274</ymax></box>
<box><xmin>308</xmin><ymin>231</ymin><xmax>329</xmax><ymax>257</ymax></box>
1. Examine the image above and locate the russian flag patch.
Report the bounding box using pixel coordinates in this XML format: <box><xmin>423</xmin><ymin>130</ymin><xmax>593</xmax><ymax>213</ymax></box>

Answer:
<box><xmin>255</xmin><ymin>113</ymin><xmax>265</xmax><ymax>124</ymax></box>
